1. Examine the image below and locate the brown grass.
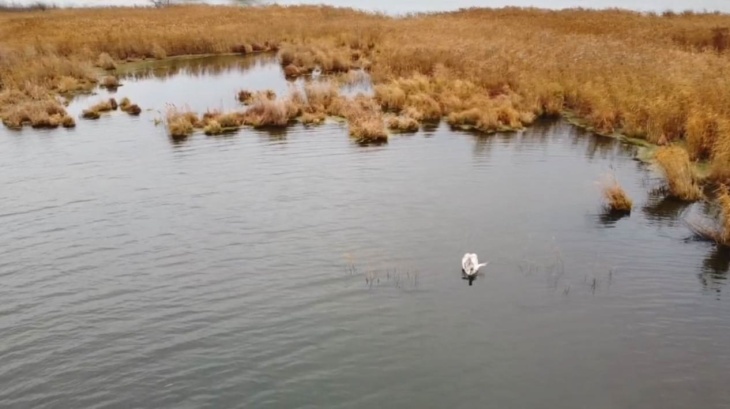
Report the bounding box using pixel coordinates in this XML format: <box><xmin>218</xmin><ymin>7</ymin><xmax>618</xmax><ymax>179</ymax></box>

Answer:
<box><xmin>96</xmin><ymin>52</ymin><xmax>116</xmax><ymax>70</ymax></box>
<box><xmin>345</xmin><ymin>96</ymin><xmax>387</xmax><ymax>144</ymax></box>
<box><xmin>2</xmin><ymin>5</ymin><xmax>730</xmax><ymax>180</ymax></box>
<box><xmin>125</xmin><ymin>104</ymin><xmax>141</xmax><ymax>116</ymax></box>
<box><xmin>101</xmin><ymin>75</ymin><xmax>120</xmax><ymax>89</ymax></box>
<box><xmin>165</xmin><ymin>105</ymin><xmax>198</xmax><ymax>138</ymax></box>
<box><xmin>386</xmin><ymin>114</ymin><xmax>419</xmax><ymax>133</ymax></box>
<box><xmin>277</xmin><ymin>43</ymin><xmax>358</xmax><ymax>76</ymax></box>
<box><xmin>600</xmin><ymin>173</ymin><xmax>633</xmax><ymax>213</ymax></box>
<box><xmin>1</xmin><ymin>98</ymin><xmax>69</xmax><ymax>129</ymax></box>
<box><xmin>82</xmin><ymin>98</ymin><xmax>117</xmax><ymax>119</ymax></box>
<box><xmin>301</xmin><ymin>111</ymin><xmax>326</xmax><ymax>125</ymax></box>
<box><xmin>119</xmin><ymin>97</ymin><xmax>142</xmax><ymax>116</ymax></box>
<box><xmin>204</xmin><ymin>119</ymin><xmax>223</xmax><ymax>135</ymax></box>
<box><xmin>655</xmin><ymin>145</ymin><xmax>703</xmax><ymax>201</ymax></box>
<box><xmin>237</xmin><ymin>90</ymin><xmax>253</xmax><ymax>104</ymax></box>
<box><xmin>243</xmin><ymin>96</ymin><xmax>300</xmax><ymax>128</ymax></box>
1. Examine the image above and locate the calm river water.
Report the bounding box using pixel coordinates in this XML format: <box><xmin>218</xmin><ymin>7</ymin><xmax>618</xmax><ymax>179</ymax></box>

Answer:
<box><xmin>1</xmin><ymin>55</ymin><xmax>729</xmax><ymax>408</ymax></box>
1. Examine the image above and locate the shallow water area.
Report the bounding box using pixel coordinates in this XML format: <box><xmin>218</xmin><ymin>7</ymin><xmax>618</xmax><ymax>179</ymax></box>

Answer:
<box><xmin>67</xmin><ymin>54</ymin><xmax>291</xmax><ymax>117</ymax></box>
<box><xmin>66</xmin><ymin>53</ymin><xmax>371</xmax><ymax>124</ymax></box>
<box><xmin>2</xmin><ymin>54</ymin><xmax>730</xmax><ymax>409</ymax></box>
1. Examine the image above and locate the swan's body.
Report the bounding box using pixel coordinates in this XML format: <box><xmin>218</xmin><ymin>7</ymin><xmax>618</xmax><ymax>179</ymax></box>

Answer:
<box><xmin>312</xmin><ymin>67</ymin><xmax>322</xmax><ymax>79</ymax></box>
<box><xmin>461</xmin><ymin>253</ymin><xmax>487</xmax><ymax>277</ymax></box>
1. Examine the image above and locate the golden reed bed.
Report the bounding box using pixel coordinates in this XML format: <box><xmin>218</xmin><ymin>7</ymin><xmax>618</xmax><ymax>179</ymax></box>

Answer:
<box><xmin>1</xmin><ymin>4</ymin><xmax>730</xmax><ymax>210</ymax></box>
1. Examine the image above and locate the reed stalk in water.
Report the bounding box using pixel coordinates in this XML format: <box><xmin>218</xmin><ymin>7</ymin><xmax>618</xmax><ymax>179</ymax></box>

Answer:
<box><xmin>655</xmin><ymin>146</ymin><xmax>703</xmax><ymax>201</ymax></box>
<box><xmin>599</xmin><ymin>173</ymin><xmax>633</xmax><ymax>213</ymax></box>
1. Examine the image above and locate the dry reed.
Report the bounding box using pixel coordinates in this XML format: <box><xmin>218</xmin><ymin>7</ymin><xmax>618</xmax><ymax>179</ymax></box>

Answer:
<box><xmin>81</xmin><ymin>98</ymin><xmax>117</xmax><ymax>119</ymax></box>
<box><xmin>118</xmin><ymin>97</ymin><xmax>141</xmax><ymax>115</ymax></box>
<box><xmin>655</xmin><ymin>145</ymin><xmax>703</xmax><ymax>201</ymax></box>
<box><xmin>1</xmin><ymin>5</ymin><xmax>730</xmax><ymax>180</ymax></box>
<box><xmin>101</xmin><ymin>75</ymin><xmax>120</xmax><ymax>89</ymax></box>
<box><xmin>165</xmin><ymin>105</ymin><xmax>198</xmax><ymax>138</ymax></box>
<box><xmin>386</xmin><ymin>115</ymin><xmax>419</xmax><ymax>133</ymax></box>
<box><xmin>600</xmin><ymin>173</ymin><xmax>633</xmax><ymax>213</ymax></box>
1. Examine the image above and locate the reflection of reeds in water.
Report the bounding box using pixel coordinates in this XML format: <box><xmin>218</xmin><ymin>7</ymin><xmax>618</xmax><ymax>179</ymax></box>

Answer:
<box><xmin>642</xmin><ymin>188</ymin><xmax>692</xmax><ymax>226</ymax></box>
<box><xmin>685</xmin><ymin>185</ymin><xmax>730</xmax><ymax>247</ymax></box>
<box><xmin>699</xmin><ymin>245</ymin><xmax>729</xmax><ymax>298</ymax></box>
<box><xmin>117</xmin><ymin>55</ymin><xmax>278</xmax><ymax>81</ymax></box>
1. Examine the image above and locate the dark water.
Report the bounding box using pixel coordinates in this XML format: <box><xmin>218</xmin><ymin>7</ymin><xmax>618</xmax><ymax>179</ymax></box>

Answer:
<box><xmin>1</xmin><ymin>55</ymin><xmax>730</xmax><ymax>409</ymax></box>
<box><xmin>9</xmin><ymin>0</ymin><xmax>730</xmax><ymax>13</ymax></box>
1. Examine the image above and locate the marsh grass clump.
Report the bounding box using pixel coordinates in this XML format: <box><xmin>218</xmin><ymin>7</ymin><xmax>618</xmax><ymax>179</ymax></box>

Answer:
<box><xmin>81</xmin><ymin>98</ymin><xmax>117</xmax><ymax>119</ymax></box>
<box><xmin>600</xmin><ymin>173</ymin><xmax>633</xmax><ymax>213</ymax></box>
<box><xmin>345</xmin><ymin>98</ymin><xmax>387</xmax><ymax>144</ymax></box>
<box><xmin>61</xmin><ymin>114</ymin><xmax>75</xmax><ymax>127</ymax></box>
<box><xmin>277</xmin><ymin>44</ymin><xmax>357</xmax><ymax>77</ymax></box>
<box><xmin>118</xmin><ymin>97</ymin><xmax>141</xmax><ymax>115</ymax></box>
<box><xmin>95</xmin><ymin>52</ymin><xmax>116</xmax><ymax>71</ymax></box>
<box><xmin>374</xmin><ymin>84</ymin><xmax>406</xmax><ymax>112</ymax></box>
<box><xmin>655</xmin><ymin>146</ymin><xmax>703</xmax><ymax>201</ymax></box>
<box><xmin>303</xmin><ymin>82</ymin><xmax>340</xmax><ymax>113</ymax></box>
<box><xmin>349</xmin><ymin>115</ymin><xmax>388</xmax><ymax>145</ymax></box>
<box><xmin>1</xmin><ymin>98</ymin><xmax>69</xmax><ymax>129</ymax></box>
<box><xmin>243</xmin><ymin>95</ymin><xmax>300</xmax><ymax>128</ymax></box>
<box><xmin>56</xmin><ymin>76</ymin><xmax>85</xmax><ymax>94</ymax></box>
<box><xmin>125</xmin><ymin>104</ymin><xmax>141</xmax><ymax>116</ymax></box>
<box><xmin>165</xmin><ymin>105</ymin><xmax>198</xmax><ymax>138</ymax></box>
<box><xmin>101</xmin><ymin>76</ymin><xmax>120</xmax><ymax>89</ymax></box>
<box><xmin>204</xmin><ymin>119</ymin><xmax>223</xmax><ymax>135</ymax></box>
<box><xmin>283</xmin><ymin>64</ymin><xmax>301</xmax><ymax>78</ymax></box>
<box><xmin>386</xmin><ymin>114</ymin><xmax>419</xmax><ymax>133</ymax></box>
<box><xmin>301</xmin><ymin>111</ymin><xmax>326</xmax><ymax>125</ymax></box>
<box><xmin>201</xmin><ymin>111</ymin><xmax>241</xmax><ymax>135</ymax></box>
<box><xmin>237</xmin><ymin>90</ymin><xmax>253</xmax><ymax>104</ymax></box>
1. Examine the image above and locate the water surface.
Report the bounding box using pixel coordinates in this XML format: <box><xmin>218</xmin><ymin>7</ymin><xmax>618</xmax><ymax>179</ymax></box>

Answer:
<box><xmin>1</xmin><ymin>55</ymin><xmax>729</xmax><ymax>409</ymax></box>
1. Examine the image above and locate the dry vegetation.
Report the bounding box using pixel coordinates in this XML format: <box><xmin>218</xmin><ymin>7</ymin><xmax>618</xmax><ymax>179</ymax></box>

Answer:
<box><xmin>119</xmin><ymin>97</ymin><xmax>141</xmax><ymax>115</ymax></box>
<box><xmin>655</xmin><ymin>146</ymin><xmax>703</xmax><ymax>201</ymax></box>
<box><xmin>2</xmin><ymin>6</ymin><xmax>730</xmax><ymax>185</ymax></box>
<box><xmin>600</xmin><ymin>173</ymin><xmax>633</xmax><ymax>213</ymax></box>
<box><xmin>82</xmin><ymin>98</ymin><xmax>117</xmax><ymax>119</ymax></box>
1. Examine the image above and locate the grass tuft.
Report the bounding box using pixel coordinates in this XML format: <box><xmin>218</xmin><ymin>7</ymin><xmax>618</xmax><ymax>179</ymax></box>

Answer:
<box><xmin>600</xmin><ymin>173</ymin><xmax>633</xmax><ymax>213</ymax></box>
<box><xmin>386</xmin><ymin>115</ymin><xmax>420</xmax><ymax>133</ymax></box>
<box><xmin>101</xmin><ymin>76</ymin><xmax>120</xmax><ymax>89</ymax></box>
<box><xmin>655</xmin><ymin>146</ymin><xmax>703</xmax><ymax>201</ymax></box>
<box><xmin>165</xmin><ymin>105</ymin><xmax>198</xmax><ymax>138</ymax></box>
<box><xmin>204</xmin><ymin>119</ymin><xmax>223</xmax><ymax>135</ymax></box>
<box><xmin>81</xmin><ymin>98</ymin><xmax>117</xmax><ymax>119</ymax></box>
<box><xmin>96</xmin><ymin>53</ymin><xmax>116</xmax><ymax>71</ymax></box>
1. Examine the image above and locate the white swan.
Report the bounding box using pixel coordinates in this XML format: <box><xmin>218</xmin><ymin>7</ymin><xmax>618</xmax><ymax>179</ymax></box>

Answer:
<box><xmin>461</xmin><ymin>253</ymin><xmax>487</xmax><ymax>277</ymax></box>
